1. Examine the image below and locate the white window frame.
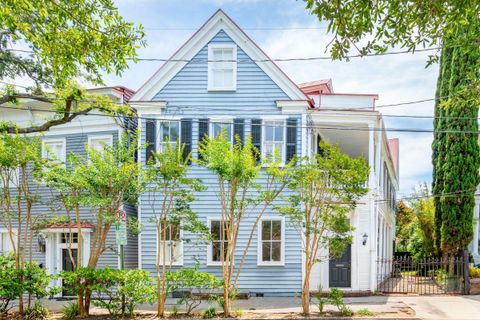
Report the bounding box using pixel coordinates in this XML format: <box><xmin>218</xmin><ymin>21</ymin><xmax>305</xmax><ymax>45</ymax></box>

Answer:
<box><xmin>257</xmin><ymin>216</ymin><xmax>285</xmax><ymax>266</ymax></box>
<box><xmin>156</xmin><ymin>221</ymin><xmax>183</xmax><ymax>266</ymax></box>
<box><xmin>87</xmin><ymin>134</ymin><xmax>113</xmax><ymax>152</ymax></box>
<box><xmin>207</xmin><ymin>217</ymin><xmax>231</xmax><ymax>266</ymax></box>
<box><xmin>157</xmin><ymin>120</ymin><xmax>181</xmax><ymax>152</ymax></box>
<box><xmin>209</xmin><ymin>117</ymin><xmax>234</xmax><ymax>143</ymax></box>
<box><xmin>0</xmin><ymin>228</ymin><xmax>17</xmax><ymax>254</ymax></box>
<box><xmin>42</xmin><ymin>138</ymin><xmax>66</xmax><ymax>165</ymax></box>
<box><xmin>261</xmin><ymin>118</ymin><xmax>287</xmax><ymax>164</ymax></box>
<box><xmin>208</xmin><ymin>43</ymin><xmax>237</xmax><ymax>91</ymax></box>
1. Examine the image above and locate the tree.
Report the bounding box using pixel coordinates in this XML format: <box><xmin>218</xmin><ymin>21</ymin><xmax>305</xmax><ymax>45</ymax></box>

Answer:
<box><xmin>276</xmin><ymin>142</ymin><xmax>369</xmax><ymax>315</ymax></box>
<box><xmin>40</xmin><ymin>134</ymin><xmax>146</xmax><ymax>316</ymax></box>
<box><xmin>0</xmin><ymin>0</ymin><xmax>145</xmax><ymax>133</ymax></box>
<box><xmin>0</xmin><ymin>133</ymin><xmax>44</xmax><ymax>314</ymax></box>
<box><xmin>144</xmin><ymin>140</ymin><xmax>207</xmax><ymax>317</ymax></box>
<box><xmin>395</xmin><ymin>200</ymin><xmax>415</xmax><ymax>252</ymax></box>
<box><xmin>198</xmin><ymin>133</ymin><xmax>292</xmax><ymax>317</ymax></box>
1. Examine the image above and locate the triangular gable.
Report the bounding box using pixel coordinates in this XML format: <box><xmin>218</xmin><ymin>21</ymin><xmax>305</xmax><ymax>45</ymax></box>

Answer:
<box><xmin>131</xmin><ymin>9</ymin><xmax>308</xmax><ymax>102</ymax></box>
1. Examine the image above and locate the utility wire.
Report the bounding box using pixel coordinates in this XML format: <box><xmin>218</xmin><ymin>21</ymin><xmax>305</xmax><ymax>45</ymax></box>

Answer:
<box><xmin>0</xmin><ymin>104</ymin><xmax>478</xmax><ymax>135</ymax></box>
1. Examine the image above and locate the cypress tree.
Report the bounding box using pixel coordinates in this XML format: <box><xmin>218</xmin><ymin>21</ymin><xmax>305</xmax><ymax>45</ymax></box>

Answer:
<box><xmin>432</xmin><ymin>22</ymin><xmax>480</xmax><ymax>264</ymax></box>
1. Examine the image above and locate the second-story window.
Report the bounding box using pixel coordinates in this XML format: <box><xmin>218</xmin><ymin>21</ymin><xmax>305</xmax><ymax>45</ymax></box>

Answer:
<box><xmin>42</xmin><ymin>138</ymin><xmax>66</xmax><ymax>165</ymax></box>
<box><xmin>159</xmin><ymin>120</ymin><xmax>180</xmax><ymax>152</ymax></box>
<box><xmin>263</xmin><ymin>120</ymin><xmax>285</xmax><ymax>162</ymax></box>
<box><xmin>208</xmin><ymin>44</ymin><xmax>237</xmax><ymax>91</ymax></box>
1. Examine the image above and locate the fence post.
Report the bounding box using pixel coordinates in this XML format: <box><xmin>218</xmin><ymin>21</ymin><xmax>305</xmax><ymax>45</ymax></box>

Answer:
<box><xmin>463</xmin><ymin>249</ymin><xmax>470</xmax><ymax>295</ymax></box>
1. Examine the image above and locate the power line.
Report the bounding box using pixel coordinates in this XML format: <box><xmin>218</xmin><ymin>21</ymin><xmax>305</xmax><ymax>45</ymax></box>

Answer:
<box><xmin>144</xmin><ymin>26</ymin><xmax>329</xmax><ymax>31</ymax></box>
<box><xmin>377</xmin><ymin>188</ymin><xmax>480</xmax><ymax>202</ymax></box>
<box><xmin>0</xmin><ymin>104</ymin><xmax>478</xmax><ymax>135</ymax></box>
<box><xmin>5</xmin><ymin>47</ymin><xmax>440</xmax><ymax>63</ymax></box>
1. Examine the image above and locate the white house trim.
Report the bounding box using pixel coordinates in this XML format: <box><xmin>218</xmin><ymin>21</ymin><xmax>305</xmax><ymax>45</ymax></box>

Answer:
<box><xmin>208</xmin><ymin>43</ymin><xmax>237</xmax><ymax>91</ymax></box>
<box><xmin>131</xmin><ymin>10</ymin><xmax>308</xmax><ymax>102</ymax></box>
<box><xmin>261</xmin><ymin>118</ymin><xmax>287</xmax><ymax>164</ymax></box>
<box><xmin>257</xmin><ymin>216</ymin><xmax>285</xmax><ymax>266</ymax></box>
<box><xmin>87</xmin><ymin>134</ymin><xmax>113</xmax><ymax>149</ymax></box>
<box><xmin>41</xmin><ymin>137</ymin><xmax>66</xmax><ymax>164</ymax></box>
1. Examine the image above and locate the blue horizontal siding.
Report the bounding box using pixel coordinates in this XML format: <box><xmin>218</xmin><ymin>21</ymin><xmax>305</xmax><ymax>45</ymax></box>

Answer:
<box><xmin>140</xmin><ymin>30</ymin><xmax>304</xmax><ymax>295</ymax></box>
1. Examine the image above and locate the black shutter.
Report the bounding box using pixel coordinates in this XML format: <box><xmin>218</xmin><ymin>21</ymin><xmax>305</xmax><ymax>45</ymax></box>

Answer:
<box><xmin>181</xmin><ymin>119</ymin><xmax>192</xmax><ymax>164</ymax></box>
<box><xmin>198</xmin><ymin>118</ymin><xmax>209</xmax><ymax>160</ymax></box>
<box><xmin>286</xmin><ymin>118</ymin><xmax>297</xmax><ymax>163</ymax></box>
<box><xmin>145</xmin><ymin>120</ymin><xmax>156</xmax><ymax>164</ymax></box>
<box><xmin>233</xmin><ymin>119</ymin><xmax>245</xmax><ymax>145</ymax></box>
<box><xmin>251</xmin><ymin>119</ymin><xmax>262</xmax><ymax>161</ymax></box>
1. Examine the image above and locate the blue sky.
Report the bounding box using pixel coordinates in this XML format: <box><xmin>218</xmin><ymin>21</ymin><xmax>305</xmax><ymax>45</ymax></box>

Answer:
<box><xmin>106</xmin><ymin>0</ymin><xmax>440</xmax><ymax>196</ymax></box>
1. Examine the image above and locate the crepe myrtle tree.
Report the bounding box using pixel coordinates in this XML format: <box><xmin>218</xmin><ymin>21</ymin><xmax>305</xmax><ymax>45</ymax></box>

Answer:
<box><xmin>198</xmin><ymin>132</ymin><xmax>292</xmax><ymax>317</ymax></box>
<box><xmin>276</xmin><ymin>142</ymin><xmax>369</xmax><ymax>315</ymax></box>
<box><xmin>0</xmin><ymin>0</ymin><xmax>145</xmax><ymax>134</ymax></box>
<box><xmin>144</xmin><ymin>140</ymin><xmax>208</xmax><ymax>317</ymax></box>
<box><xmin>40</xmin><ymin>132</ymin><xmax>147</xmax><ymax>316</ymax></box>
<box><xmin>0</xmin><ymin>133</ymin><xmax>45</xmax><ymax>314</ymax></box>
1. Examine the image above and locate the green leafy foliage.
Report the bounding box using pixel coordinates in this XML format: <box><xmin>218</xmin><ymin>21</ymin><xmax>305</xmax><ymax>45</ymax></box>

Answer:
<box><xmin>25</xmin><ymin>302</ymin><xmax>49</xmax><ymax>320</ymax></box>
<box><xmin>356</xmin><ymin>308</ymin><xmax>374</xmax><ymax>317</ymax></box>
<box><xmin>0</xmin><ymin>254</ymin><xmax>55</xmax><ymax>314</ymax></box>
<box><xmin>61</xmin><ymin>302</ymin><xmax>79</xmax><ymax>320</ymax></box>
<box><xmin>0</xmin><ymin>0</ymin><xmax>145</xmax><ymax>88</ymax></box>
<box><xmin>328</xmin><ymin>288</ymin><xmax>353</xmax><ymax>317</ymax></box>
<box><xmin>166</xmin><ymin>264</ymin><xmax>223</xmax><ymax>315</ymax></box>
<box><xmin>202</xmin><ymin>307</ymin><xmax>217</xmax><ymax>319</ymax></box>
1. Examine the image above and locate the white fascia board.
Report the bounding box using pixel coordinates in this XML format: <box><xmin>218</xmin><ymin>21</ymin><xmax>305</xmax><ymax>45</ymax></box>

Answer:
<box><xmin>309</xmin><ymin>111</ymin><xmax>377</xmax><ymax>126</ymax></box>
<box><xmin>276</xmin><ymin>100</ymin><xmax>310</xmax><ymax>114</ymax></box>
<box><xmin>131</xmin><ymin>10</ymin><xmax>308</xmax><ymax>102</ymax></box>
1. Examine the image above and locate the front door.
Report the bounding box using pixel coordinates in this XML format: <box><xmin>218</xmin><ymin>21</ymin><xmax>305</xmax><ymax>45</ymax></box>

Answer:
<box><xmin>62</xmin><ymin>248</ymin><xmax>77</xmax><ymax>296</ymax></box>
<box><xmin>329</xmin><ymin>244</ymin><xmax>351</xmax><ymax>288</ymax></box>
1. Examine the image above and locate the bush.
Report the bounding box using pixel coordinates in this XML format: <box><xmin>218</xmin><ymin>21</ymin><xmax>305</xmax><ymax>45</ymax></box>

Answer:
<box><xmin>91</xmin><ymin>267</ymin><xmax>156</xmax><ymax>317</ymax></box>
<box><xmin>61</xmin><ymin>302</ymin><xmax>79</xmax><ymax>320</ymax></box>
<box><xmin>0</xmin><ymin>253</ymin><xmax>55</xmax><ymax>314</ymax></box>
<box><xmin>356</xmin><ymin>308</ymin><xmax>374</xmax><ymax>316</ymax></box>
<box><xmin>202</xmin><ymin>307</ymin><xmax>217</xmax><ymax>319</ymax></box>
<box><xmin>25</xmin><ymin>302</ymin><xmax>49</xmax><ymax>320</ymax></box>
<box><xmin>315</xmin><ymin>286</ymin><xmax>327</xmax><ymax>315</ymax></box>
<box><xmin>469</xmin><ymin>267</ymin><xmax>480</xmax><ymax>278</ymax></box>
<box><xmin>328</xmin><ymin>288</ymin><xmax>352</xmax><ymax>316</ymax></box>
<box><xmin>166</xmin><ymin>265</ymin><xmax>223</xmax><ymax>315</ymax></box>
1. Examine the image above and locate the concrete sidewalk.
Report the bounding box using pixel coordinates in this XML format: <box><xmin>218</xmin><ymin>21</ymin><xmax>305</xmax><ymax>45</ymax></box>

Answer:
<box><xmin>399</xmin><ymin>295</ymin><xmax>480</xmax><ymax>320</ymax></box>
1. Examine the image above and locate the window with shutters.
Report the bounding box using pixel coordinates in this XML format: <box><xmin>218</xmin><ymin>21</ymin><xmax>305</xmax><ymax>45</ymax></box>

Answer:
<box><xmin>207</xmin><ymin>219</ymin><xmax>229</xmax><ymax>265</ymax></box>
<box><xmin>258</xmin><ymin>218</ymin><xmax>284</xmax><ymax>266</ymax></box>
<box><xmin>42</xmin><ymin>138</ymin><xmax>66</xmax><ymax>165</ymax></box>
<box><xmin>210</xmin><ymin>118</ymin><xmax>233</xmax><ymax>143</ymax></box>
<box><xmin>208</xmin><ymin>44</ymin><xmax>237</xmax><ymax>91</ymax></box>
<box><xmin>157</xmin><ymin>221</ymin><xmax>183</xmax><ymax>265</ymax></box>
<box><xmin>263</xmin><ymin>120</ymin><xmax>285</xmax><ymax>162</ymax></box>
<box><xmin>87</xmin><ymin>135</ymin><xmax>113</xmax><ymax>152</ymax></box>
<box><xmin>158</xmin><ymin>120</ymin><xmax>180</xmax><ymax>152</ymax></box>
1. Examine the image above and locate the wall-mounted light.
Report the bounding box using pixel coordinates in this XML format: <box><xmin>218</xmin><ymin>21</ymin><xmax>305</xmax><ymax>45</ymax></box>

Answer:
<box><xmin>37</xmin><ymin>234</ymin><xmax>46</xmax><ymax>253</ymax></box>
<box><xmin>362</xmin><ymin>233</ymin><xmax>368</xmax><ymax>246</ymax></box>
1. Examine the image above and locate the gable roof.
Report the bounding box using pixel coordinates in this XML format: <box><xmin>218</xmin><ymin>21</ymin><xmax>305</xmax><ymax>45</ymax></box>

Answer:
<box><xmin>298</xmin><ymin>79</ymin><xmax>333</xmax><ymax>94</ymax></box>
<box><xmin>131</xmin><ymin>9</ymin><xmax>309</xmax><ymax>102</ymax></box>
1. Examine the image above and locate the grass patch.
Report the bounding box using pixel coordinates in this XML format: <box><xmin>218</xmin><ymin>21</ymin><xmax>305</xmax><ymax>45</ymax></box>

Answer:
<box><xmin>356</xmin><ymin>308</ymin><xmax>375</xmax><ymax>316</ymax></box>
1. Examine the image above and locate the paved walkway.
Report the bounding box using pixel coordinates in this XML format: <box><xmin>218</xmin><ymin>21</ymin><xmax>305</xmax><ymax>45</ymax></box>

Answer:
<box><xmin>37</xmin><ymin>295</ymin><xmax>480</xmax><ymax>319</ymax></box>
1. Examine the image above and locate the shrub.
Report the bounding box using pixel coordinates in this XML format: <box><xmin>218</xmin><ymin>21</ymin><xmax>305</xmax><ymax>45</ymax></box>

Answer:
<box><xmin>469</xmin><ymin>267</ymin><xmax>480</xmax><ymax>278</ymax></box>
<box><xmin>202</xmin><ymin>307</ymin><xmax>217</xmax><ymax>319</ymax></box>
<box><xmin>170</xmin><ymin>305</ymin><xmax>179</xmax><ymax>317</ymax></box>
<box><xmin>233</xmin><ymin>308</ymin><xmax>244</xmax><ymax>317</ymax></box>
<box><xmin>91</xmin><ymin>267</ymin><xmax>156</xmax><ymax>317</ymax></box>
<box><xmin>356</xmin><ymin>308</ymin><xmax>375</xmax><ymax>316</ymax></box>
<box><xmin>25</xmin><ymin>302</ymin><xmax>49</xmax><ymax>320</ymax></box>
<box><xmin>315</xmin><ymin>286</ymin><xmax>327</xmax><ymax>315</ymax></box>
<box><xmin>61</xmin><ymin>301</ymin><xmax>79</xmax><ymax>320</ymax></box>
<box><xmin>328</xmin><ymin>288</ymin><xmax>352</xmax><ymax>316</ymax></box>
<box><xmin>0</xmin><ymin>253</ymin><xmax>55</xmax><ymax>314</ymax></box>
<box><xmin>166</xmin><ymin>265</ymin><xmax>223</xmax><ymax>315</ymax></box>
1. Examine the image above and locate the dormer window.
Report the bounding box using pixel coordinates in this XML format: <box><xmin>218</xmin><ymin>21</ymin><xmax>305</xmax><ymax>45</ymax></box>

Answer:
<box><xmin>208</xmin><ymin>43</ymin><xmax>237</xmax><ymax>91</ymax></box>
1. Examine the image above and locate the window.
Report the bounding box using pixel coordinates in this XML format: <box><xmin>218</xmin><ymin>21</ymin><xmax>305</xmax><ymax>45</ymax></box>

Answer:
<box><xmin>263</xmin><ymin>120</ymin><xmax>285</xmax><ymax>162</ymax></box>
<box><xmin>208</xmin><ymin>44</ymin><xmax>237</xmax><ymax>91</ymax></box>
<box><xmin>0</xmin><ymin>229</ymin><xmax>16</xmax><ymax>254</ymax></box>
<box><xmin>258</xmin><ymin>218</ymin><xmax>284</xmax><ymax>265</ymax></box>
<box><xmin>158</xmin><ymin>121</ymin><xmax>180</xmax><ymax>152</ymax></box>
<box><xmin>208</xmin><ymin>219</ymin><xmax>228</xmax><ymax>265</ymax></box>
<box><xmin>87</xmin><ymin>135</ymin><xmax>113</xmax><ymax>152</ymax></box>
<box><xmin>158</xmin><ymin>222</ymin><xmax>182</xmax><ymax>265</ymax></box>
<box><xmin>211</xmin><ymin>121</ymin><xmax>233</xmax><ymax>143</ymax></box>
<box><xmin>60</xmin><ymin>233</ymin><xmax>78</xmax><ymax>244</ymax></box>
<box><xmin>42</xmin><ymin>139</ymin><xmax>66</xmax><ymax>164</ymax></box>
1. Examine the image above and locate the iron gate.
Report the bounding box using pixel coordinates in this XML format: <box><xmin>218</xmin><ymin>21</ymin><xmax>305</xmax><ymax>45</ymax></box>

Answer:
<box><xmin>376</xmin><ymin>255</ymin><xmax>470</xmax><ymax>295</ymax></box>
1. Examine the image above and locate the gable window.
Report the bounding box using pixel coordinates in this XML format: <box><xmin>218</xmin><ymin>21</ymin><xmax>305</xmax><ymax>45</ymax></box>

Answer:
<box><xmin>263</xmin><ymin>120</ymin><xmax>285</xmax><ymax>162</ymax></box>
<box><xmin>158</xmin><ymin>120</ymin><xmax>180</xmax><ymax>152</ymax></box>
<box><xmin>208</xmin><ymin>44</ymin><xmax>237</xmax><ymax>91</ymax></box>
<box><xmin>208</xmin><ymin>219</ymin><xmax>228</xmax><ymax>265</ymax></box>
<box><xmin>42</xmin><ymin>138</ymin><xmax>66</xmax><ymax>165</ymax></box>
<box><xmin>258</xmin><ymin>218</ymin><xmax>284</xmax><ymax>265</ymax></box>
<box><xmin>87</xmin><ymin>135</ymin><xmax>113</xmax><ymax>152</ymax></box>
<box><xmin>158</xmin><ymin>222</ymin><xmax>183</xmax><ymax>265</ymax></box>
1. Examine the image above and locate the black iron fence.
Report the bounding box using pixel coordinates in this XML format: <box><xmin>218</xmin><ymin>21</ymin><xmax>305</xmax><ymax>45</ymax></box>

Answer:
<box><xmin>377</xmin><ymin>254</ymin><xmax>470</xmax><ymax>295</ymax></box>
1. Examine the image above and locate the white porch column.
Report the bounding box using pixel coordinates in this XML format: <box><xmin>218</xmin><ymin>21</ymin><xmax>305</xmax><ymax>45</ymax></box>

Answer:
<box><xmin>368</xmin><ymin>123</ymin><xmax>377</xmax><ymax>291</ymax></box>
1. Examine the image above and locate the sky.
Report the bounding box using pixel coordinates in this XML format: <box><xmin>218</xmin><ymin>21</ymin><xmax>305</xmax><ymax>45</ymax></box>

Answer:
<box><xmin>104</xmin><ymin>0</ymin><xmax>440</xmax><ymax>196</ymax></box>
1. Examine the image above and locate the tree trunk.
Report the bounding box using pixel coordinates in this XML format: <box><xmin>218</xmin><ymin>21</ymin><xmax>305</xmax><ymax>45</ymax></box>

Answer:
<box><xmin>223</xmin><ymin>282</ymin><xmax>231</xmax><ymax>317</ymax></box>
